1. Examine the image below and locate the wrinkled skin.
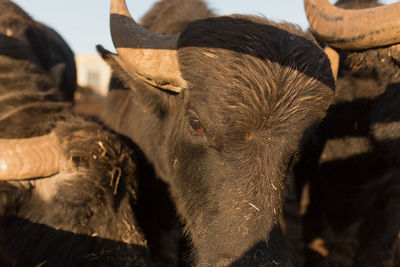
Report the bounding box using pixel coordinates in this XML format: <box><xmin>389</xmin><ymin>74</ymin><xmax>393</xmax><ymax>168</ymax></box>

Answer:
<box><xmin>295</xmin><ymin>0</ymin><xmax>400</xmax><ymax>266</ymax></box>
<box><xmin>101</xmin><ymin>1</ymin><xmax>335</xmax><ymax>265</ymax></box>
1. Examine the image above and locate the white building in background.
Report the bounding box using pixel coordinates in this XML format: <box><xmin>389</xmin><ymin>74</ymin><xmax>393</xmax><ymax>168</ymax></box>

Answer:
<box><xmin>75</xmin><ymin>54</ymin><xmax>111</xmax><ymax>96</ymax></box>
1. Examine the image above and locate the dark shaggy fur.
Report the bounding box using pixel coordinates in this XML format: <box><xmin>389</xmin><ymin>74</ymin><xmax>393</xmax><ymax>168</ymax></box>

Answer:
<box><xmin>0</xmin><ymin>121</ymin><xmax>151</xmax><ymax>267</ymax></box>
<box><xmin>0</xmin><ymin>0</ymin><xmax>76</xmax><ymax>102</ymax></box>
<box><xmin>294</xmin><ymin>0</ymin><xmax>400</xmax><ymax>266</ymax></box>
<box><xmin>100</xmin><ymin>0</ymin><xmax>335</xmax><ymax>265</ymax></box>
<box><xmin>0</xmin><ymin>1</ymin><xmax>151</xmax><ymax>266</ymax></box>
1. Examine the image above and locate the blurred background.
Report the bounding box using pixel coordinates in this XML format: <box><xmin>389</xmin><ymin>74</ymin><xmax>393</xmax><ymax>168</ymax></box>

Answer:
<box><xmin>11</xmin><ymin>0</ymin><xmax>398</xmax><ymax>95</ymax></box>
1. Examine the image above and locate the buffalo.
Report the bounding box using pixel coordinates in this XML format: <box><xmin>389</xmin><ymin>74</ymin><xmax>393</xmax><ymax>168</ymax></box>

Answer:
<box><xmin>0</xmin><ymin>1</ymin><xmax>151</xmax><ymax>266</ymax></box>
<box><xmin>99</xmin><ymin>0</ymin><xmax>336</xmax><ymax>265</ymax></box>
<box><xmin>295</xmin><ymin>0</ymin><xmax>400</xmax><ymax>266</ymax></box>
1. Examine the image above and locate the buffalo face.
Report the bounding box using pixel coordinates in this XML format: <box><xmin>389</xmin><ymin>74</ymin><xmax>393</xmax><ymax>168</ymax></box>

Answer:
<box><xmin>101</xmin><ymin>0</ymin><xmax>335</xmax><ymax>265</ymax></box>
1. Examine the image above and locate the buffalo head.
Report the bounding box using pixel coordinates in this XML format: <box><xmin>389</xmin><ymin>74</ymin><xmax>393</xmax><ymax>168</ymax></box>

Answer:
<box><xmin>100</xmin><ymin>0</ymin><xmax>335</xmax><ymax>265</ymax></box>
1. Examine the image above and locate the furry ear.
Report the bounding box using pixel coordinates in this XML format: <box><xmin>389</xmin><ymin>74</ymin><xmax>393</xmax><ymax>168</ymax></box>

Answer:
<box><xmin>96</xmin><ymin>45</ymin><xmax>133</xmax><ymax>89</ymax></box>
<box><xmin>49</xmin><ymin>62</ymin><xmax>66</xmax><ymax>87</ymax></box>
<box><xmin>96</xmin><ymin>45</ymin><xmax>182</xmax><ymax>94</ymax></box>
<box><xmin>97</xmin><ymin>45</ymin><xmax>180</xmax><ymax>117</ymax></box>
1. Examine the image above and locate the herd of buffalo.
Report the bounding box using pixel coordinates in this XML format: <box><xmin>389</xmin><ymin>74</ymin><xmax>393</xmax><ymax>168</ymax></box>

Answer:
<box><xmin>0</xmin><ymin>0</ymin><xmax>399</xmax><ymax>266</ymax></box>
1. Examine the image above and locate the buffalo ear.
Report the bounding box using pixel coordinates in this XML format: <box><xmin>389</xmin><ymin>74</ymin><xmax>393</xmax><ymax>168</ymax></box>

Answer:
<box><xmin>49</xmin><ymin>62</ymin><xmax>66</xmax><ymax>87</ymax></box>
<box><xmin>97</xmin><ymin>45</ymin><xmax>136</xmax><ymax>89</ymax></box>
<box><xmin>96</xmin><ymin>45</ymin><xmax>183</xmax><ymax>94</ymax></box>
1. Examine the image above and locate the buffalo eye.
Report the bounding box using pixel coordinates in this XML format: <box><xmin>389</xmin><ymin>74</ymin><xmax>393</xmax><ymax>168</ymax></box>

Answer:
<box><xmin>189</xmin><ymin>117</ymin><xmax>203</xmax><ymax>134</ymax></box>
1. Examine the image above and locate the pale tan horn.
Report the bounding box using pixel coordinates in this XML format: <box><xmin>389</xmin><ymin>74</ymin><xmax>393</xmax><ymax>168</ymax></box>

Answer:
<box><xmin>304</xmin><ymin>0</ymin><xmax>400</xmax><ymax>50</ymax></box>
<box><xmin>0</xmin><ymin>132</ymin><xmax>63</xmax><ymax>180</ymax></box>
<box><xmin>324</xmin><ymin>46</ymin><xmax>339</xmax><ymax>80</ymax></box>
<box><xmin>110</xmin><ymin>0</ymin><xmax>187</xmax><ymax>93</ymax></box>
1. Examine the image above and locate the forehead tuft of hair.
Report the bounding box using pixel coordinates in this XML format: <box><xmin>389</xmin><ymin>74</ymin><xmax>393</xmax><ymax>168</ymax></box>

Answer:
<box><xmin>177</xmin><ymin>15</ymin><xmax>334</xmax><ymax>142</ymax></box>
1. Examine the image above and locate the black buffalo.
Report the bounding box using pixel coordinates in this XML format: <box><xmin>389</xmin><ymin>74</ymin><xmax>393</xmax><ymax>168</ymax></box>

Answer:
<box><xmin>297</xmin><ymin>0</ymin><xmax>400</xmax><ymax>266</ymax></box>
<box><xmin>99</xmin><ymin>0</ymin><xmax>336</xmax><ymax>265</ymax></box>
<box><xmin>0</xmin><ymin>1</ymin><xmax>151</xmax><ymax>266</ymax></box>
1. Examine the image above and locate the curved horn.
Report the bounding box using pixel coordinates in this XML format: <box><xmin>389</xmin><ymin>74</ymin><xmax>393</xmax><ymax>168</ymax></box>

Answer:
<box><xmin>110</xmin><ymin>0</ymin><xmax>186</xmax><ymax>92</ymax></box>
<box><xmin>304</xmin><ymin>0</ymin><xmax>400</xmax><ymax>50</ymax></box>
<box><xmin>0</xmin><ymin>132</ymin><xmax>63</xmax><ymax>180</ymax></box>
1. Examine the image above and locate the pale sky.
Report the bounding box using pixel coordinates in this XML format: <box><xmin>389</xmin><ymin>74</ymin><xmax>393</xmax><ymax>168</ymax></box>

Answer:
<box><xmin>12</xmin><ymin>0</ymin><xmax>399</xmax><ymax>54</ymax></box>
